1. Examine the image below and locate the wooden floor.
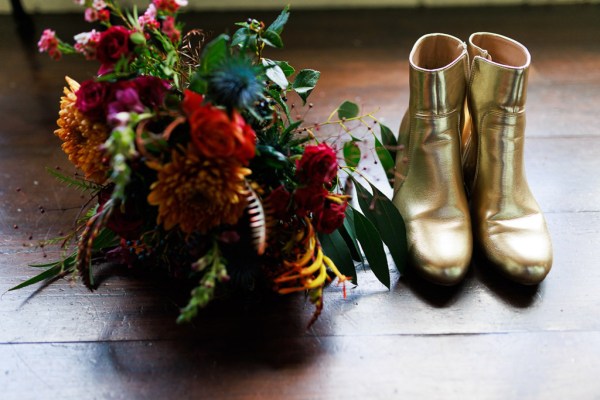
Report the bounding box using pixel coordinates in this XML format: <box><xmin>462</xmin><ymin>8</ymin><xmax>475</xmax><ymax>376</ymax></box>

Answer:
<box><xmin>2</xmin><ymin>5</ymin><xmax>600</xmax><ymax>399</ymax></box>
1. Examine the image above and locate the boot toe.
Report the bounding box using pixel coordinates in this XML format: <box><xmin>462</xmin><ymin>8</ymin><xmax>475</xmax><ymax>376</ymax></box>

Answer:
<box><xmin>408</xmin><ymin>218</ymin><xmax>472</xmax><ymax>286</ymax></box>
<box><xmin>480</xmin><ymin>214</ymin><xmax>553</xmax><ymax>285</ymax></box>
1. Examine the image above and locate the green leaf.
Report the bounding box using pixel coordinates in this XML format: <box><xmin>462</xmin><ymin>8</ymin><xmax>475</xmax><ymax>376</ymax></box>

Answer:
<box><xmin>319</xmin><ymin>230</ymin><xmax>357</xmax><ymax>284</ymax></box>
<box><xmin>374</xmin><ymin>136</ymin><xmax>396</xmax><ymax>185</ymax></box>
<box><xmin>337</xmin><ymin>100</ymin><xmax>359</xmax><ymax>120</ymax></box>
<box><xmin>267</xmin><ymin>5</ymin><xmax>290</xmax><ymax>35</ymax></box>
<box><xmin>268</xmin><ymin>88</ymin><xmax>291</xmax><ymax>122</ymax></box>
<box><xmin>352</xmin><ymin>178</ymin><xmax>407</xmax><ymax>274</ymax></box>
<box><xmin>275</xmin><ymin>60</ymin><xmax>295</xmax><ymax>77</ymax></box>
<box><xmin>380</xmin><ymin>123</ymin><xmax>398</xmax><ymax>158</ymax></box>
<box><xmin>130</xmin><ymin>31</ymin><xmax>146</xmax><ymax>45</ymax></box>
<box><xmin>9</xmin><ymin>264</ymin><xmax>64</xmax><ymax>291</ymax></box>
<box><xmin>261</xmin><ymin>30</ymin><xmax>284</xmax><ymax>48</ymax></box>
<box><xmin>343</xmin><ymin>140</ymin><xmax>361</xmax><ymax>168</ymax></box>
<box><xmin>231</xmin><ymin>27</ymin><xmax>250</xmax><ymax>47</ymax></box>
<box><xmin>341</xmin><ymin>207</ymin><xmax>363</xmax><ymax>263</ymax></box>
<box><xmin>263</xmin><ymin>59</ymin><xmax>288</xmax><ymax>90</ymax></box>
<box><xmin>200</xmin><ymin>34</ymin><xmax>229</xmax><ymax>74</ymax></box>
<box><xmin>353</xmin><ymin>207</ymin><xmax>390</xmax><ymax>288</ymax></box>
<box><xmin>292</xmin><ymin>69</ymin><xmax>320</xmax><ymax>105</ymax></box>
<box><xmin>256</xmin><ymin>144</ymin><xmax>289</xmax><ymax>169</ymax></box>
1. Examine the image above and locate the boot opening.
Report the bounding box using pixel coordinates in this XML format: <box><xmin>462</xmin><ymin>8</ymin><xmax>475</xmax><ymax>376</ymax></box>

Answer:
<box><xmin>411</xmin><ymin>34</ymin><xmax>465</xmax><ymax>71</ymax></box>
<box><xmin>470</xmin><ymin>33</ymin><xmax>530</xmax><ymax>68</ymax></box>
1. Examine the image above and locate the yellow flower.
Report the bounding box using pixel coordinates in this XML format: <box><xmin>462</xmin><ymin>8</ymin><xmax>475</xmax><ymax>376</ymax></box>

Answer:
<box><xmin>147</xmin><ymin>146</ymin><xmax>251</xmax><ymax>234</ymax></box>
<box><xmin>54</xmin><ymin>77</ymin><xmax>109</xmax><ymax>184</ymax></box>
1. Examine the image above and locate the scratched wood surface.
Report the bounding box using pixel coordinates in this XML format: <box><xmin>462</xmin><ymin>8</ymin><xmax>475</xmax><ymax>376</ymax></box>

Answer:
<box><xmin>1</xmin><ymin>5</ymin><xmax>600</xmax><ymax>399</ymax></box>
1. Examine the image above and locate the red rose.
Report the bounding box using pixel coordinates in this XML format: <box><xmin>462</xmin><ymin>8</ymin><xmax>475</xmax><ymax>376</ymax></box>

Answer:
<box><xmin>266</xmin><ymin>186</ymin><xmax>292</xmax><ymax>219</ymax></box>
<box><xmin>75</xmin><ymin>79</ymin><xmax>109</xmax><ymax>121</ymax></box>
<box><xmin>294</xmin><ymin>186</ymin><xmax>327</xmax><ymax>217</ymax></box>
<box><xmin>314</xmin><ymin>198</ymin><xmax>348</xmax><ymax>234</ymax></box>
<box><xmin>296</xmin><ymin>143</ymin><xmax>338</xmax><ymax>186</ymax></box>
<box><xmin>96</xmin><ymin>26</ymin><xmax>132</xmax><ymax>74</ymax></box>
<box><xmin>183</xmin><ymin>90</ymin><xmax>256</xmax><ymax>165</ymax></box>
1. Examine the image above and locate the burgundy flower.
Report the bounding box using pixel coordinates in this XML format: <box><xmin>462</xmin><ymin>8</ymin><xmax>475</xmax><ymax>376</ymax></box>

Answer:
<box><xmin>296</xmin><ymin>143</ymin><xmax>338</xmax><ymax>186</ymax></box>
<box><xmin>314</xmin><ymin>198</ymin><xmax>348</xmax><ymax>234</ymax></box>
<box><xmin>107</xmin><ymin>87</ymin><xmax>145</xmax><ymax>125</ymax></box>
<box><xmin>133</xmin><ymin>76</ymin><xmax>170</xmax><ymax>108</ymax></box>
<box><xmin>294</xmin><ymin>186</ymin><xmax>327</xmax><ymax>217</ymax></box>
<box><xmin>98</xmin><ymin>185</ymin><xmax>143</xmax><ymax>240</ymax></box>
<box><xmin>75</xmin><ymin>79</ymin><xmax>109</xmax><ymax>121</ymax></box>
<box><xmin>96</xmin><ymin>26</ymin><xmax>132</xmax><ymax>74</ymax></box>
<box><xmin>266</xmin><ymin>186</ymin><xmax>292</xmax><ymax>219</ymax></box>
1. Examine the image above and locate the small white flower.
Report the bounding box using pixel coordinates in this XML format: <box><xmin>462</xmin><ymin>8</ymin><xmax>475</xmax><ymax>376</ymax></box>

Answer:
<box><xmin>92</xmin><ymin>0</ymin><xmax>107</xmax><ymax>10</ymax></box>
<box><xmin>74</xmin><ymin>29</ymin><xmax>97</xmax><ymax>45</ymax></box>
<box><xmin>175</xmin><ymin>0</ymin><xmax>188</xmax><ymax>7</ymax></box>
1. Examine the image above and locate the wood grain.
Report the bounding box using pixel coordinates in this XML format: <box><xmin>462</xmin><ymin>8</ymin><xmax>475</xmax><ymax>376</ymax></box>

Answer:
<box><xmin>1</xmin><ymin>5</ymin><xmax>600</xmax><ymax>399</ymax></box>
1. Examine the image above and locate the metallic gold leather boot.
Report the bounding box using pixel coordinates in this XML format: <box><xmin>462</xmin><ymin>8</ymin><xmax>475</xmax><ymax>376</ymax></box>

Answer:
<box><xmin>393</xmin><ymin>33</ymin><xmax>472</xmax><ymax>285</ymax></box>
<box><xmin>463</xmin><ymin>32</ymin><xmax>553</xmax><ymax>285</ymax></box>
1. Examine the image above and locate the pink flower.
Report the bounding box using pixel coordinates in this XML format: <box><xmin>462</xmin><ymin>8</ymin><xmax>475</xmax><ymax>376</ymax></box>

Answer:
<box><xmin>84</xmin><ymin>7</ymin><xmax>109</xmax><ymax>22</ymax></box>
<box><xmin>139</xmin><ymin>4</ymin><xmax>160</xmax><ymax>30</ymax></box>
<box><xmin>91</xmin><ymin>0</ymin><xmax>107</xmax><ymax>10</ymax></box>
<box><xmin>153</xmin><ymin>0</ymin><xmax>186</xmax><ymax>13</ymax></box>
<box><xmin>161</xmin><ymin>16</ymin><xmax>180</xmax><ymax>42</ymax></box>
<box><xmin>38</xmin><ymin>29</ymin><xmax>61</xmax><ymax>60</ymax></box>
<box><xmin>74</xmin><ymin>30</ymin><xmax>101</xmax><ymax>60</ymax></box>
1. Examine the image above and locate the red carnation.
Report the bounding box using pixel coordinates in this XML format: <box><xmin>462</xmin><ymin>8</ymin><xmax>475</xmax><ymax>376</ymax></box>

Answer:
<box><xmin>266</xmin><ymin>186</ymin><xmax>292</xmax><ymax>219</ymax></box>
<box><xmin>96</xmin><ymin>26</ymin><xmax>132</xmax><ymax>75</ymax></box>
<box><xmin>294</xmin><ymin>186</ymin><xmax>327</xmax><ymax>217</ymax></box>
<box><xmin>296</xmin><ymin>143</ymin><xmax>338</xmax><ymax>186</ymax></box>
<box><xmin>314</xmin><ymin>198</ymin><xmax>348</xmax><ymax>234</ymax></box>
<box><xmin>182</xmin><ymin>90</ymin><xmax>256</xmax><ymax>165</ymax></box>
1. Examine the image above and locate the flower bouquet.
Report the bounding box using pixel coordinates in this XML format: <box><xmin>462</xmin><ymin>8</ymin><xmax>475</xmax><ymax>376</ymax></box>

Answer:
<box><xmin>16</xmin><ymin>0</ymin><xmax>407</xmax><ymax>325</ymax></box>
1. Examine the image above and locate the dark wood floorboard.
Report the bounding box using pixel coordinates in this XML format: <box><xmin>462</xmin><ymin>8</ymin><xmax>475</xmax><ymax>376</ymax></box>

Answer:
<box><xmin>1</xmin><ymin>5</ymin><xmax>599</xmax><ymax>399</ymax></box>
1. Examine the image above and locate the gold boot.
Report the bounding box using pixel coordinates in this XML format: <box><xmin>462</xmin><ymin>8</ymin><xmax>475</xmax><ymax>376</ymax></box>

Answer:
<box><xmin>393</xmin><ymin>33</ymin><xmax>472</xmax><ymax>285</ymax></box>
<box><xmin>463</xmin><ymin>32</ymin><xmax>553</xmax><ymax>285</ymax></box>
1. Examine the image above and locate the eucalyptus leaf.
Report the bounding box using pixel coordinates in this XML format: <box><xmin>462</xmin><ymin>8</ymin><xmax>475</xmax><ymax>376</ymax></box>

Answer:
<box><xmin>319</xmin><ymin>230</ymin><xmax>357</xmax><ymax>284</ymax></box>
<box><xmin>231</xmin><ymin>27</ymin><xmax>249</xmax><ymax>48</ymax></box>
<box><xmin>263</xmin><ymin>59</ymin><xmax>288</xmax><ymax>90</ymax></box>
<box><xmin>341</xmin><ymin>207</ymin><xmax>363</xmax><ymax>263</ymax></box>
<box><xmin>380</xmin><ymin>123</ymin><xmax>398</xmax><ymax>160</ymax></box>
<box><xmin>352</xmin><ymin>178</ymin><xmax>407</xmax><ymax>274</ymax></box>
<box><xmin>262</xmin><ymin>30</ymin><xmax>284</xmax><ymax>48</ymax></box>
<box><xmin>353</xmin><ymin>207</ymin><xmax>390</xmax><ymax>288</ymax></box>
<box><xmin>267</xmin><ymin>5</ymin><xmax>290</xmax><ymax>35</ymax></box>
<box><xmin>343</xmin><ymin>140</ymin><xmax>361</xmax><ymax>168</ymax></box>
<box><xmin>200</xmin><ymin>33</ymin><xmax>229</xmax><ymax>74</ymax></box>
<box><xmin>275</xmin><ymin>60</ymin><xmax>295</xmax><ymax>77</ymax></box>
<box><xmin>337</xmin><ymin>100</ymin><xmax>360</xmax><ymax>120</ymax></box>
<box><xmin>292</xmin><ymin>69</ymin><xmax>320</xmax><ymax>105</ymax></box>
<box><xmin>374</xmin><ymin>136</ymin><xmax>396</xmax><ymax>185</ymax></box>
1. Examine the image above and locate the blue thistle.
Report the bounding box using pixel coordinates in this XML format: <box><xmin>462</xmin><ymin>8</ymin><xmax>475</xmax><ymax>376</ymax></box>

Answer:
<box><xmin>206</xmin><ymin>57</ymin><xmax>264</xmax><ymax>112</ymax></box>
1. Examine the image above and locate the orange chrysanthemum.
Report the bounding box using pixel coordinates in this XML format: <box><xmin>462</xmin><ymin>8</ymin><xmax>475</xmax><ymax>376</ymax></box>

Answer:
<box><xmin>54</xmin><ymin>76</ymin><xmax>109</xmax><ymax>184</ymax></box>
<box><xmin>147</xmin><ymin>146</ymin><xmax>251</xmax><ymax>234</ymax></box>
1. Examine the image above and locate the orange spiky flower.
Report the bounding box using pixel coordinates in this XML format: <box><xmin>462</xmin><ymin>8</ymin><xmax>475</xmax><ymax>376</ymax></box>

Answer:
<box><xmin>147</xmin><ymin>145</ymin><xmax>251</xmax><ymax>234</ymax></box>
<box><xmin>54</xmin><ymin>77</ymin><xmax>109</xmax><ymax>184</ymax></box>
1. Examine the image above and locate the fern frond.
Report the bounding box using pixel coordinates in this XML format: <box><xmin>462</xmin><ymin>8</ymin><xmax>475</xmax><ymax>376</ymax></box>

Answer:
<box><xmin>46</xmin><ymin>167</ymin><xmax>103</xmax><ymax>193</ymax></box>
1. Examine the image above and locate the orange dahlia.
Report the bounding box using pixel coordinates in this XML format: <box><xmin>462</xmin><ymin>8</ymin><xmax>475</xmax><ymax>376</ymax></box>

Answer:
<box><xmin>55</xmin><ymin>77</ymin><xmax>109</xmax><ymax>184</ymax></box>
<box><xmin>147</xmin><ymin>146</ymin><xmax>251</xmax><ymax>234</ymax></box>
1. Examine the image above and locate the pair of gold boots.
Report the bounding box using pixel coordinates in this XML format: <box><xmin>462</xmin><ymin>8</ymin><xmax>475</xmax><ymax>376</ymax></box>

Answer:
<box><xmin>392</xmin><ymin>32</ymin><xmax>552</xmax><ymax>286</ymax></box>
